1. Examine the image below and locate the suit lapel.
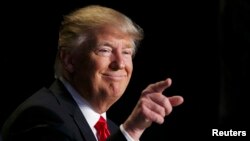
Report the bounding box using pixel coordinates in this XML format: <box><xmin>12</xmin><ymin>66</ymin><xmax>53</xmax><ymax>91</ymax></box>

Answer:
<box><xmin>72</xmin><ymin>108</ymin><xmax>97</xmax><ymax>141</ymax></box>
<box><xmin>50</xmin><ymin>80</ymin><xmax>97</xmax><ymax>141</ymax></box>
<box><xmin>107</xmin><ymin>119</ymin><xmax>119</xmax><ymax>134</ymax></box>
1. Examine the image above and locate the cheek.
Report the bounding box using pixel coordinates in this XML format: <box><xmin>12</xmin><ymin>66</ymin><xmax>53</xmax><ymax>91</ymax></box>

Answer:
<box><xmin>94</xmin><ymin>59</ymin><xmax>109</xmax><ymax>71</ymax></box>
<box><xmin>73</xmin><ymin>56</ymin><xmax>96</xmax><ymax>78</ymax></box>
<box><xmin>87</xmin><ymin>58</ymin><xmax>109</xmax><ymax>79</ymax></box>
<box><xmin>126</xmin><ymin>60</ymin><xmax>133</xmax><ymax>74</ymax></box>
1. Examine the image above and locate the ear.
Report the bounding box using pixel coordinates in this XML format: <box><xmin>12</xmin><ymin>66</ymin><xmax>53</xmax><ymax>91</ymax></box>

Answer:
<box><xmin>60</xmin><ymin>50</ymin><xmax>74</xmax><ymax>73</ymax></box>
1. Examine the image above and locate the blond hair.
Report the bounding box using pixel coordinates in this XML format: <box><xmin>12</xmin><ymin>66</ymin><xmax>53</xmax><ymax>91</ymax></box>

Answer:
<box><xmin>54</xmin><ymin>5</ymin><xmax>144</xmax><ymax>78</ymax></box>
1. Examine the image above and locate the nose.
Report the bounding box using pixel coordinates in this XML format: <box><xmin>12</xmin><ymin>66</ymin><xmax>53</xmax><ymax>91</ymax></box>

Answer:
<box><xmin>109</xmin><ymin>51</ymin><xmax>125</xmax><ymax>70</ymax></box>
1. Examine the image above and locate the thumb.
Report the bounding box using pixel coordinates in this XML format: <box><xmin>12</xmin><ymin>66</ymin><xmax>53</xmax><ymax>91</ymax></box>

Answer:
<box><xmin>168</xmin><ymin>96</ymin><xmax>184</xmax><ymax>107</ymax></box>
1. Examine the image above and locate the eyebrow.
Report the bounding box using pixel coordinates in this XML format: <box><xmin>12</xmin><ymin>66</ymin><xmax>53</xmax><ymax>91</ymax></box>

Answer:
<box><xmin>97</xmin><ymin>41</ymin><xmax>133</xmax><ymax>49</ymax></box>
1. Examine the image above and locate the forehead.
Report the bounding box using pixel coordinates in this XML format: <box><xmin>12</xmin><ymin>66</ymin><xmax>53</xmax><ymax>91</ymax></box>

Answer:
<box><xmin>96</xmin><ymin>26</ymin><xmax>135</xmax><ymax>48</ymax></box>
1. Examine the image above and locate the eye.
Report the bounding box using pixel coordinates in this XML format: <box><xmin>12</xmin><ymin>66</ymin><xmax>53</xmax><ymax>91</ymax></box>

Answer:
<box><xmin>122</xmin><ymin>48</ymin><xmax>133</xmax><ymax>56</ymax></box>
<box><xmin>94</xmin><ymin>47</ymin><xmax>112</xmax><ymax>57</ymax></box>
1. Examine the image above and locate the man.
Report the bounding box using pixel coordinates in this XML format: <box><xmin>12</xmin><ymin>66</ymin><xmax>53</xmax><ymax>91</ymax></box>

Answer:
<box><xmin>1</xmin><ymin>5</ymin><xmax>184</xmax><ymax>141</ymax></box>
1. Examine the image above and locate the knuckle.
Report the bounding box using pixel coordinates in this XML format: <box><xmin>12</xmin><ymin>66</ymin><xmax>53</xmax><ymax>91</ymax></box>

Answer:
<box><xmin>155</xmin><ymin>116</ymin><xmax>164</xmax><ymax>124</ymax></box>
<box><xmin>165</xmin><ymin>106</ymin><xmax>173</xmax><ymax>115</ymax></box>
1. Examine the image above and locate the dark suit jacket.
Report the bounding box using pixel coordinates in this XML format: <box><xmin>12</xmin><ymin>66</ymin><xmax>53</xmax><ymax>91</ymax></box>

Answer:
<box><xmin>1</xmin><ymin>79</ymin><xmax>127</xmax><ymax>141</ymax></box>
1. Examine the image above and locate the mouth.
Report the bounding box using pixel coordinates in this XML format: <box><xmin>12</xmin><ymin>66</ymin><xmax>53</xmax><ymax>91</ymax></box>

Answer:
<box><xmin>102</xmin><ymin>73</ymin><xmax>127</xmax><ymax>81</ymax></box>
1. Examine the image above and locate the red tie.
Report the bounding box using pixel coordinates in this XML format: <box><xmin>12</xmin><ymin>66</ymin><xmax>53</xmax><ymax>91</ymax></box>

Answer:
<box><xmin>94</xmin><ymin>116</ymin><xmax>110</xmax><ymax>141</ymax></box>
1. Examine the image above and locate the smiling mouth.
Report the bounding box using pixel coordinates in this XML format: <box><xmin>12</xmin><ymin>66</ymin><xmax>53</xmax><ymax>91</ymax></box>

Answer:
<box><xmin>102</xmin><ymin>74</ymin><xmax>126</xmax><ymax>81</ymax></box>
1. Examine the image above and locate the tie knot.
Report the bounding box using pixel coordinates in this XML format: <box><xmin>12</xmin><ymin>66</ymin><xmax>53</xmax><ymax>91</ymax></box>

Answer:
<box><xmin>94</xmin><ymin>116</ymin><xmax>110</xmax><ymax>141</ymax></box>
<box><xmin>95</xmin><ymin>116</ymin><xmax>107</xmax><ymax>129</ymax></box>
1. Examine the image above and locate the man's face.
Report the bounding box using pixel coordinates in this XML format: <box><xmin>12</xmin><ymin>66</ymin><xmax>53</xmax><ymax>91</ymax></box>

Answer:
<box><xmin>72</xmin><ymin>27</ymin><xmax>134</xmax><ymax>103</ymax></box>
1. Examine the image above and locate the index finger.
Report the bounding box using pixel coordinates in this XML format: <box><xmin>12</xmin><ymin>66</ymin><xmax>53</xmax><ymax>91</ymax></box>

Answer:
<box><xmin>143</xmin><ymin>78</ymin><xmax>172</xmax><ymax>94</ymax></box>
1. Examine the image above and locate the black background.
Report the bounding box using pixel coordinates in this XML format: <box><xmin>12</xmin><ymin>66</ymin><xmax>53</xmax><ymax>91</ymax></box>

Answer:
<box><xmin>1</xmin><ymin>0</ymin><xmax>249</xmax><ymax>139</ymax></box>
